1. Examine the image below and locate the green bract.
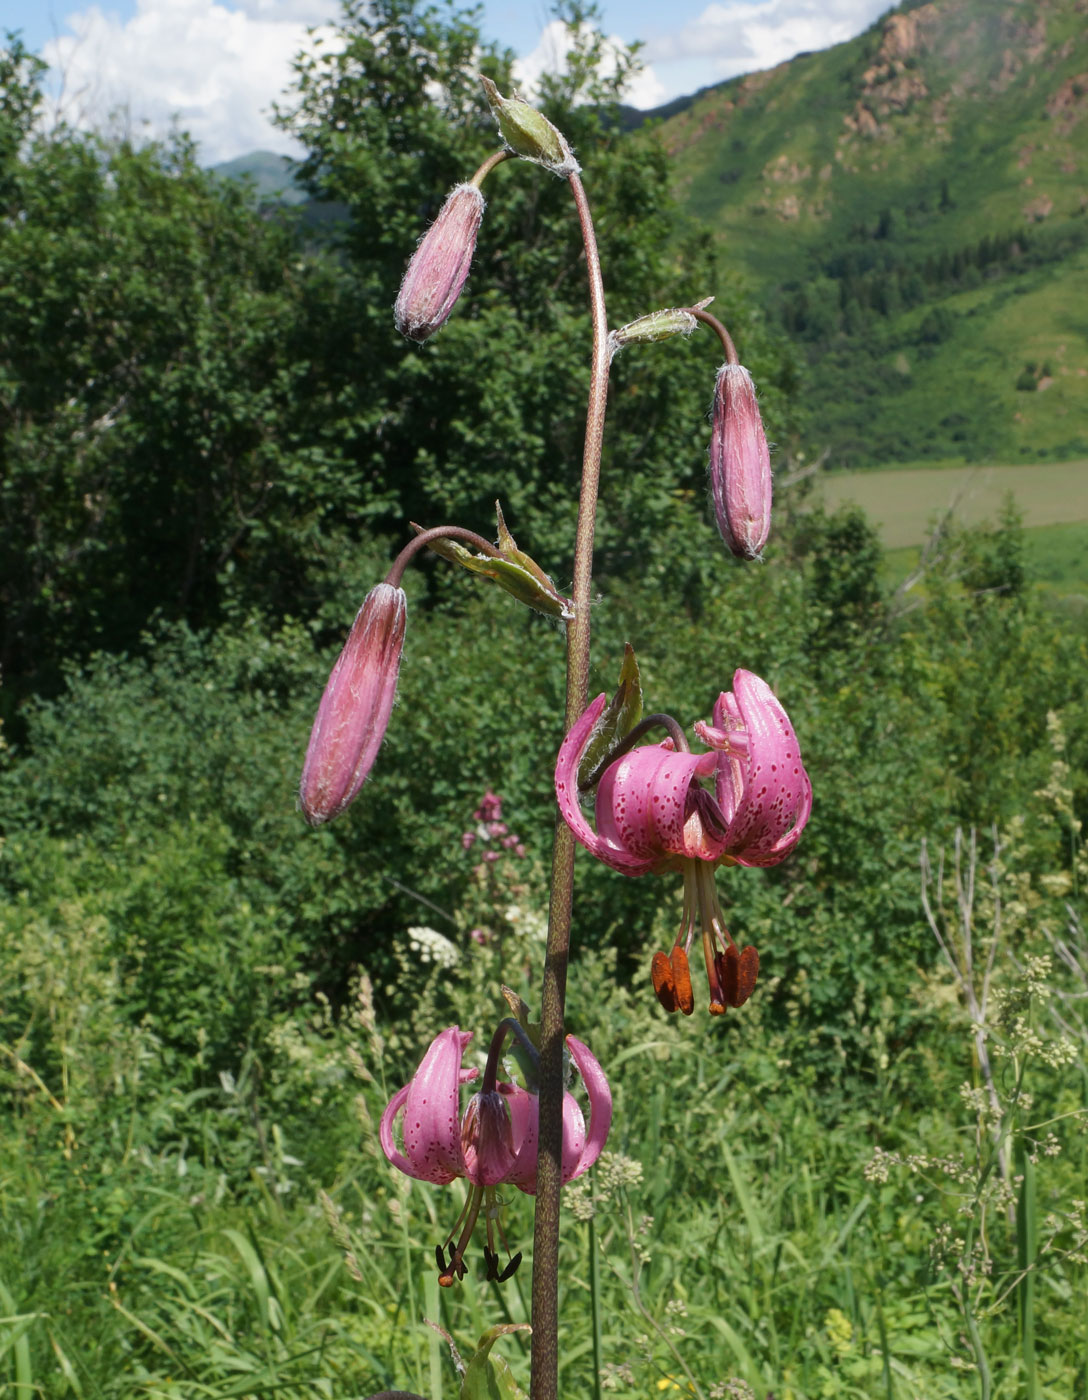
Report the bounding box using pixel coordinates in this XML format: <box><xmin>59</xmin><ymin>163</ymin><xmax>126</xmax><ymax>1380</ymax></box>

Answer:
<box><xmin>412</xmin><ymin>505</ymin><xmax>573</xmax><ymax>620</ymax></box>
<box><xmin>480</xmin><ymin>76</ymin><xmax>580</xmax><ymax>177</ymax></box>
<box><xmin>608</xmin><ymin>298</ymin><xmax>714</xmax><ymax>353</ymax></box>
<box><xmin>575</xmin><ymin>643</ymin><xmax>643</xmax><ymax>792</ymax></box>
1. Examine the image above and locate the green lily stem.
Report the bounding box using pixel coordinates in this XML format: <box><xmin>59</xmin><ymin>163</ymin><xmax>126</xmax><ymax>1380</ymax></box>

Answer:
<box><xmin>530</xmin><ymin>169</ymin><xmax>609</xmax><ymax>1400</ymax></box>
<box><xmin>384</xmin><ymin>525</ymin><xmax>503</xmax><ymax>587</ymax></box>
<box><xmin>689</xmin><ymin>305</ymin><xmax>739</xmax><ymax>366</ymax></box>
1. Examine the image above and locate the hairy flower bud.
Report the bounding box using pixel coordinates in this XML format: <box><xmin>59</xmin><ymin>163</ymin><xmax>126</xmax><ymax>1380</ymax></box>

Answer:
<box><xmin>608</xmin><ymin>298</ymin><xmax>713</xmax><ymax>357</ymax></box>
<box><xmin>479</xmin><ymin>76</ymin><xmax>579</xmax><ymax>178</ymax></box>
<box><xmin>299</xmin><ymin>583</ymin><xmax>407</xmax><ymax>826</ymax></box>
<box><xmin>709</xmin><ymin>363</ymin><xmax>772</xmax><ymax>560</ymax></box>
<box><xmin>395</xmin><ymin>183</ymin><xmax>485</xmax><ymax>342</ymax></box>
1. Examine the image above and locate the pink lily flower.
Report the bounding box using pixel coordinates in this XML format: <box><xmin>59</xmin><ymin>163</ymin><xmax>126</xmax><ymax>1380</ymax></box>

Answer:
<box><xmin>555</xmin><ymin>669</ymin><xmax>811</xmax><ymax>1015</ymax></box>
<box><xmin>379</xmin><ymin>1024</ymin><xmax>611</xmax><ymax>1285</ymax></box>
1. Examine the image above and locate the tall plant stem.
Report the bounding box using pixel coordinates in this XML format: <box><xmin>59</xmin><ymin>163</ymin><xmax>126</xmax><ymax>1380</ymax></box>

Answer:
<box><xmin>530</xmin><ymin>170</ymin><xmax>609</xmax><ymax>1400</ymax></box>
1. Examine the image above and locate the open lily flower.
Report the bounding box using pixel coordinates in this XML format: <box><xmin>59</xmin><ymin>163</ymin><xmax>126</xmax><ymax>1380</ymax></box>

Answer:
<box><xmin>379</xmin><ymin>1024</ymin><xmax>611</xmax><ymax>1285</ymax></box>
<box><xmin>555</xmin><ymin>669</ymin><xmax>811</xmax><ymax>1015</ymax></box>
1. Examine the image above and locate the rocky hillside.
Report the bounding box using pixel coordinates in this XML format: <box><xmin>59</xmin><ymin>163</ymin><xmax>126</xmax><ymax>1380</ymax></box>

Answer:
<box><xmin>651</xmin><ymin>0</ymin><xmax>1088</xmax><ymax>468</ymax></box>
<box><xmin>663</xmin><ymin>0</ymin><xmax>1088</xmax><ymax>263</ymax></box>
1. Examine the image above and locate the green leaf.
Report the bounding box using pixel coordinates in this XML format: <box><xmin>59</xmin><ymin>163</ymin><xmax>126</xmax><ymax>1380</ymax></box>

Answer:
<box><xmin>460</xmin><ymin>1325</ymin><xmax>531</xmax><ymax>1400</ymax></box>
<box><xmin>411</xmin><ymin>513</ymin><xmax>573</xmax><ymax>620</ymax></box>
<box><xmin>576</xmin><ymin>643</ymin><xmax>643</xmax><ymax>790</ymax></box>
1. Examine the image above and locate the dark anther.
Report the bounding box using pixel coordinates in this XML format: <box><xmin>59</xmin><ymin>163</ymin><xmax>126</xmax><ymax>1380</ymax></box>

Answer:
<box><xmin>435</xmin><ymin>1243</ymin><xmax>448</xmax><ymax>1271</ymax></box>
<box><xmin>716</xmin><ymin>946</ymin><xmax>739</xmax><ymax>1007</ymax></box>
<box><xmin>483</xmin><ymin>1246</ymin><xmax>499</xmax><ymax>1280</ymax></box>
<box><xmin>498</xmin><ymin>1251</ymin><xmax>523</xmax><ymax>1282</ymax></box>
<box><xmin>714</xmin><ymin>944</ymin><xmax>759</xmax><ymax>1008</ymax></box>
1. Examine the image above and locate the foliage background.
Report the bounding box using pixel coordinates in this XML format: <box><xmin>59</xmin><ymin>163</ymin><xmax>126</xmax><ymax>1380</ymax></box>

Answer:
<box><xmin>1</xmin><ymin>4</ymin><xmax>1086</xmax><ymax>1396</ymax></box>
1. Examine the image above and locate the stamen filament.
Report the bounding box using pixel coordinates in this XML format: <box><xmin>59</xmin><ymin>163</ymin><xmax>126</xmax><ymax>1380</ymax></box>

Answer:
<box><xmin>440</xmin><ymin>1184</ymin><xmax>485</xmax><ymax>1286</ymax></box>
<box><xmin>679</xmin><ymin>861</ymin><xmax>699</xmax><ymax>955</ymax></box>
<box><xmin>443</xmin><ymin>1182</ymin><xmax>476</xmax><ymax>1249</ymax></box>
<box><xmin>701</xmin><ymin>924</ymin><xmax>725</xmax><ymax>1015</ymax></box>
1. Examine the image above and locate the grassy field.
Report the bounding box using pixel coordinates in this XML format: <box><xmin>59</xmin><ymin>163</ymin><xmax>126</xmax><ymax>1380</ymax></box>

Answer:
<box><xmin>810</xmin><ymin>457</ymin><xmax>1088</xmax><ymax>548</ymax></box>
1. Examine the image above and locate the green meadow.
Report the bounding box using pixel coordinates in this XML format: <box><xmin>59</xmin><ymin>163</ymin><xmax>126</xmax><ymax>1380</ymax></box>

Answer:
<box><xmin>811</xmin><ymin>459</ymin><xmax>1088</xmax><ymax>548</ymax></box>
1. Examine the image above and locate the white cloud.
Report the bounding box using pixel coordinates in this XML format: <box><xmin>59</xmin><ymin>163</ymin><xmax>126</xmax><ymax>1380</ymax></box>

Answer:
<box><xmin>226</xmin><ymin>0</ymin><xmax>331</xmax><ymax>17</ymax></box>
<box><xmin>34</xmin><ymin>0</ymin><xmax>895</xmax><ymax>165</ymax></box>
<box><xmin>643</xmin><ymin>0</ymin><xmax>895</xmax><ymax>83</ymax></box>
<box><xmin>514</xmin><ymin>19</ymin><xmax>668</xmax><ymax>111</ymax></box>
<box><xmin>43</xmin><ymin>0</ymin><xmax>335</xmax><ymax>164</ymax></box>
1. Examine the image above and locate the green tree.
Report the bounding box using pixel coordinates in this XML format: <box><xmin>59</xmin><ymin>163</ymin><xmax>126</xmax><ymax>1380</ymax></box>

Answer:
<box><xmin>276</xmin><ymin>0</ymin><xmax>798</xmax><ymax>597</ymax></box>
<box><xmin>0</xmin><ymin>51</ymin><xmax>357</xmax><ymax>698</ymax></box>
<box><xmin>2</xmin><ymin>8</ymin><xmax>796</xmax><ymax>706</ymax></box>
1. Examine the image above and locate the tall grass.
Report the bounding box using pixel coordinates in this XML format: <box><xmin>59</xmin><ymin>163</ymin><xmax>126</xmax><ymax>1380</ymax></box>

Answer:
<box><xmin>2</xmin><ymin>746</ymin><xmax>1085</xmax><ymax>1398</ymax></box>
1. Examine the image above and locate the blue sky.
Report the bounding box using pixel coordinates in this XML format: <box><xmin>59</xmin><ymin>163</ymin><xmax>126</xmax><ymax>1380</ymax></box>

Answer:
<box><xmin>5</xmin><ymin>0</ymin><xmax>896</xmax><ymax>165</ymax></box>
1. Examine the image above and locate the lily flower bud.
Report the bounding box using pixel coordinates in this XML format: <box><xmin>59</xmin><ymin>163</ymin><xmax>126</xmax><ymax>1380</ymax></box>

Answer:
<box><xmin>479</xmin><ymin>76</ymin><xmax>580</xmax><ymax>178</ymax></box>
<box><xmin>299</xmin><ymin>582</ymin><xmax>407</xmax><ymax>826</ymax></box>
<box><xmin>709</xmin><ymin>363</ymin><xmax>772</xmax><ymax>561</ymax></box>
<box><xmin>395</xmin><ymin>183</ymin><xmax>486</xmax><ymax>342</ymax></box>
<box><xmin>608</xmin><ymin>298</ymin><xmax>714</xmax><ymax>359</ymax></box>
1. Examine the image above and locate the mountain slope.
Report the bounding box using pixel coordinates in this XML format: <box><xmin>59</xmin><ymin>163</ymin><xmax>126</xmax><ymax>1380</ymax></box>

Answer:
<box><xmin>655</xmin><ymin>0</ymin><xmax>1088</xmax><ymax>468</ymax></box>
<box><xmin>210</xmin><ymin>150</ymin><xmax>308</xmax><ymax>206</ymax></box>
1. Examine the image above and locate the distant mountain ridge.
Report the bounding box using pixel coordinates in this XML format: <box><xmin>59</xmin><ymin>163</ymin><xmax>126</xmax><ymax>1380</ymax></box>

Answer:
<box><xmin>649</xmin><ymin>0</ymin><xmax>1088</xmax><ymax>468</ymax></box>
<box><xmin>210</xmin><ymin>150</ymin><xmax>307</xmax><ymax>205</ymax></box>
<box><xmin>658</xmin><ymin>0</ymin><xmax>1088</xmax><ymax>257</ymax></box>
<box><xmin>214</xmin><ymin>0</ymin><xmax>1088</xmax><ymax>471</ymax></box>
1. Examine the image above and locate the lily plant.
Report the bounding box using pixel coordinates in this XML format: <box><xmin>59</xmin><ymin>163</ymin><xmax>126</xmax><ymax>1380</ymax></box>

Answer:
<box><xmin>298</xmin><ymin>73</ymin><xmax>811</xmax><ymax>1400</ymax></box>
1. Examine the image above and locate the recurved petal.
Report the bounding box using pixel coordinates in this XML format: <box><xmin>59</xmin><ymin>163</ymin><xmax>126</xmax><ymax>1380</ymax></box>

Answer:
<box><xmin>381</xmin><ymin>1026</ymin><xmax>476</xmax><ymax>1184</ymax></box>
<box><xmin>717</xmin><ymin>670</ymin><xmax>812</xmax><ymax>866</ymax></box>
<box><xmin>697</xmin><ymin>688</ymin><xmax>746</xmax><ymax>825</ymax></box>
<box><xmin>378</xmin><ymin>1084</ymin><xmax>414</xmax><ymax>1177</ymax></box>
<box><xmin>555</xmin><ymin>695</ymin><xmax>654</xmax><ymax>875</ymax></box>
<box><xmin>501</xmin><ymin>1086</ymin><xmax>586</xmax><ymax>1196</ymax></box>
<box><xmin>500</xmin><ymin>1036</ymin><xmax>610</xmax><ymax>1194</ymax></box>
<box><xmin>501</xmin><ymin>1083</ymin><xmax>539</xmax><ymax>1192</ymax></box>
<box><xmin>595</xmin><ymin>744</ymin><xmax>723</xmax><ymax>867</ymax></box>
<box><xmin>559</xmin><ymin>1095</ymin><xmax>587</xmax><ymax>1181</ymax></box>
<box><xmin>562</xmin><ymin>1034</ymin><xmax>612</xmax><ymax>1182</ymax></box>
<box><xmin>460</xmin><ymin>1089</ymin><xmax>516</xmax><ymax>1186</ymax></box>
